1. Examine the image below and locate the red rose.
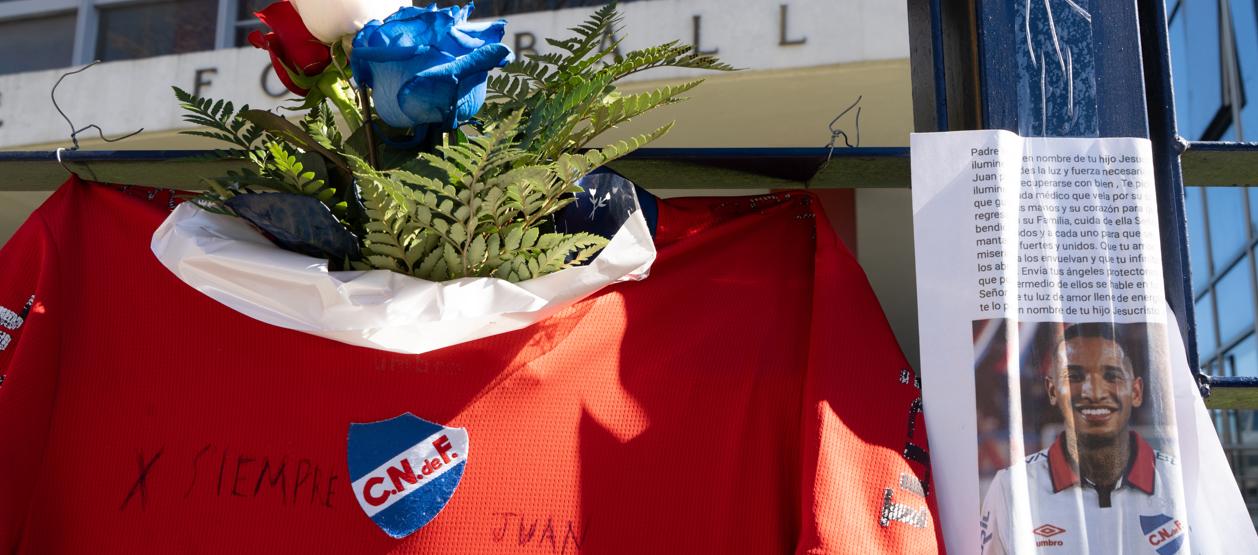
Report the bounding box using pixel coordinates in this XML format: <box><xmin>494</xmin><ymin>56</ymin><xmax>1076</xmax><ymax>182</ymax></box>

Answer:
<box><xmin>248</xmin><ymin>1</ymin><xmax>332</xmax><ymax>96</ymax></box>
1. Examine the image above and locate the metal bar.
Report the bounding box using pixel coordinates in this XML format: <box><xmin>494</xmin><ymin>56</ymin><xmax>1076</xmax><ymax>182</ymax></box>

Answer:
<box><xmin>910</xmin><ymin>0</ymin><xmax>981</xmax><ymax>133</ymax></box>
<box><xmin>973</xmin><ymin>0</ymin><xmax>1017</xmax><ymax>132</ymax></box>
<box><xmin>1182</xmin><ymin>141</ymin><xmax>1258</xmax><ymax>186</ymax></box>
<box><xmin>0</xmin><ymin>147</ymin><xmax>917</xmax><ymax>163</ymax></box>
<box><xmin>973</xmin><ymin>0</ymin><xmax>1207</xmax><ymax>392</ymax></box>
<box><xmin>908</xmin><ymin>0</ymin><xmax>943</xmax><ymax>131</ymax></box>
<box><xmin>1092</xmin><ymin>0</ymin><xmax>1149</xmax><ymax>138</ymax></box>
<box><xmin>0</xmin><ymin>147</ymin><xmax>915</xmax><ymax>192</ymax></box>
<box><xmin>1139</xmin><ymin>0</ymin><xmax>1201</xmax><ymax>391</ymax></box>
<box><xmin>930</xmin><ymin>0</ymin><xmax>951</xmax><ymax>131</ymax></box>
<box><xmin>1205</xmin><ymin>376</ymin><xmax>1258</xmax><ymax>409</ymax></box>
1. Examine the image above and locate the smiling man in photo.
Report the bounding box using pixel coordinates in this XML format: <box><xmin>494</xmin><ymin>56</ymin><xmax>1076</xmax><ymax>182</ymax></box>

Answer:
<box><xmin>979</xmin><ymin>323</ymin><xmax>1188</xmax><ymax>554</ymax></box>
<box><xmin>1046</xmin><ymin>322</ymin><xmax>1146</xmax><ymax>509</ymax></box>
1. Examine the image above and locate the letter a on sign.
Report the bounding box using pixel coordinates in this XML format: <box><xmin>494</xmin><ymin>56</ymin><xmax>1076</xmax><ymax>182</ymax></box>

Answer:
<box><xmin>347</xmin><ymin>413</ymin><xmax>470</xmax><ymax>538</ymax></box>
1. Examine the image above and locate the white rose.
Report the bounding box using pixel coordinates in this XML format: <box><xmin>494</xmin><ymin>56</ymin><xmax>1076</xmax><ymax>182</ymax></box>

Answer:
<box><xmin>289</xmin><ymin>0</ymin><xmax>412</xmax><ymax>44</ymax></box>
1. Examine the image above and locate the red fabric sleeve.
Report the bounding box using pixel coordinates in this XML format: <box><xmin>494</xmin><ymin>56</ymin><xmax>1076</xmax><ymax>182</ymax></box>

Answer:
<box><xmin>797</xmin><ymin>197</ymin><xmax>944</xmax><ymax>554</ymax></box>
<box><xmin>0</xmin><ymin>196</ymin><xmax>63</xmax><ymax>548</ymax></box>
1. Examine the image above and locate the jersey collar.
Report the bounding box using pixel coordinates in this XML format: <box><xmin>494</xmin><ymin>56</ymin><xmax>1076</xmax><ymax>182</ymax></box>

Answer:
<box><xmin>1048</xmin><ymin>431</ymin><xmax>1155</xmax><ymax>495</ymax></box>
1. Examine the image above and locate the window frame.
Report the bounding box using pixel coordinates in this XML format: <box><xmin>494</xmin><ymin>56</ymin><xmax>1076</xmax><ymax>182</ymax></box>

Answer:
<box><xmin>0</xmin><ymin>0</ymin><xmax>236</xmax><ymax>70</ymax></box>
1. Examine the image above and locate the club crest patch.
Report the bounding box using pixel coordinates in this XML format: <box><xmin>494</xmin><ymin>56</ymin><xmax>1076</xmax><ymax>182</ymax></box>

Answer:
<box><xmin>347</xmin><ymin>413</ymin><xmax>469</xmax><ymax>538</ymax></box>
<box><xmin>1139</xmin><ymin>513</ymin><xmax>1185</xmax><ymax>555</ymax></box>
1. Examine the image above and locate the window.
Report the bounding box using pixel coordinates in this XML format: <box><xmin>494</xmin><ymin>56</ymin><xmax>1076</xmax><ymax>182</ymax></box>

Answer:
<box><xmin>0</xmin><ymin>13</ymin><xmax>77</xmax><ymax>76</ymax></box>
<box><xmin>233</xmin><ymin>0</ymin><xmax>269</xmax><ymax>47</ymax></box>
<box><xmin>1171</xmin><ymin>0</ymin><xmax>1224</xmax><ymax>139</ymax></box>
<box><xmin>97</xmin><ymin>0</ymin><xmax>218</xmax><ymax>62</ymax></box>
<box><xmin>1199</xmin><ymin>290</ymin><xmax>1219</xmax><ymax>359</ymax></box>
<box><xmin>1206</xmin><ymin>186</ymin><xmax>1248</xmax><ymax>271</ymax></box>
<box><xmin>1188</xmin><ymin>187</ymin><xmax>1212</xmax><ymax>292</ymax></box>
<box><xmin>1249</xmin><ymin>187</ymin><xmax>1258</xmax><ymax>237</ymax></box>
<box><xmin>1169</xmin><ymin>1</ymin><xmax>1193</xmax><ymax>134</ymax></box>
<box><xmin>1231</xmin><ymin>0</ymin><xmax>1258</xmax><ymax>137</ymax></box>
<box><xmin>1228</xmin><ymin>335</ymin><xmax>1258</xmax><ymax>378</ymax></box>
<box><xmin>1217</xmin><ymin>260</ymin><xmax>1256</xmax><ymax>343</ymax></box>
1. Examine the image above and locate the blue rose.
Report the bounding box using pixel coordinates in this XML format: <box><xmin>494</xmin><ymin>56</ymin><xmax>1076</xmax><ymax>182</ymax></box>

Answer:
<box><xmin>351</xmin><ymin>3</ymin><xmax>513</xmax><ymax>131</ymax></box>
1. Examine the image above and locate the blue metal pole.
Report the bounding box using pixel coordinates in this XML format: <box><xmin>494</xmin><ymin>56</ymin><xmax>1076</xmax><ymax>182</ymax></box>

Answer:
<box><xmin>972</xmin><ymin>0</ymin><xmax>1200</xmax><ymax>388</ymax></box>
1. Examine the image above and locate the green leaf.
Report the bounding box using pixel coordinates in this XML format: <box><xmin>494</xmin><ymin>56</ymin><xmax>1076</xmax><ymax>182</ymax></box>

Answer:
<box><xmin>369</xmin><ymin>244</ymin><xmax>406</xmax><ymax>259</ymax></box>
<box><xmin>367</xmin><ymin>255</ymin><xmax>401</xmax><ymax>270</ymax></box>
<box><xmin>521</xmin><ymin>227</ymin><xmax>540</xmax><ymax>249</ymax></box>
<box><xmin>536</xmin><ymin>233</ymin><xmax>560</xmax><ymax>250</ymax></box>
<box><xmin>241</xmin><ymin>109</ymin><xmax>350</xmax><ymax>173</ymax></box>
<box><xmin>404</xmin><ymin>238</ymin><xmax>428</xmax><ymax>267</ymax></box>
<box><xmin>504</xmin><ymin>226</ymin><xmax>523</xmax><ymax>251</ymax></box>
<box><xmin>468</xmin><ymin>234</ymin><xmax>487</xmax><ymax>270</ymax></box>
<box><xmin>514</xmin><ymin>259</ymin><xmax>531</xmax><ymax>281</ymax></box>
<box><xmin>416</xmin><ymin>247</ymin><xmax>443</xmax><ymax>278</ymax></box>
<box><xmin>442</xmin><ymin>243</ymin><xmax>462</xmax><ymax>275</ymax></box>
<box><xmin>486</xmin><ymin>233</ymin><xmax>502</xmax><ymax>264</ymax></box>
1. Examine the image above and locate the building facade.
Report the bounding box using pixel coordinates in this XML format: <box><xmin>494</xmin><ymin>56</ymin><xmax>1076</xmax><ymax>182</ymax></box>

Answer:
<box><xmin>1170</xmin><ymin>0</ymin><xmax>1258</xmax><ymax>522</ymax></box>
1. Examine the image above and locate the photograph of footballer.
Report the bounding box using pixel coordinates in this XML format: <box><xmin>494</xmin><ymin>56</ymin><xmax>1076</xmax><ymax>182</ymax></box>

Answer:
<box><xmin>973</xmin><ymin>320</ymin><xmax>1189</xmax><ymax>554</ymax></box>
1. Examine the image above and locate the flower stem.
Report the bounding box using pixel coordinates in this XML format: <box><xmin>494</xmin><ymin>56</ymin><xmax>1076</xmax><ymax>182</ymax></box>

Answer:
<box><xmin>318</xmin><ymin>73</ymin><xmax>363</xmax><ymax>131</ymax></box>
<box><xmin>357</xmin><ymin>82</ymin><xmax>378</xmax><ymax>170</ymax></box>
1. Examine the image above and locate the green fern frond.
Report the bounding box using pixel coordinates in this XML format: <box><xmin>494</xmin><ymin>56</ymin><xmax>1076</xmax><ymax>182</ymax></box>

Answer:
<box><xmin>302</xmin><ymin>103</ymin><xmax>343</xmax><ymax>153</ymax></box>
<box><xmin>600</xmin><ymin>42</ymin><xmax>735</xmax><ymax>80</ymax></box>
<box><xmin>547</xmin><ymin>2</ymin><xmax>621</xmax><ymax>66</ymax></box>
<box><xmin>263</xmin><ymin>141</ymin><xmax>329</xmax><ymax>196</ymax></box>
<box><xmin>173</xmin><ymin>86</ymin><xmax>263</xmax><ymax>150</ymax></box>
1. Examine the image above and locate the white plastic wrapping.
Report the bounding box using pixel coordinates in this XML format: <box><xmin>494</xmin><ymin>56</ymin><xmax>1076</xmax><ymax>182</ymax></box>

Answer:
<box><xmin>151</xmin><ymin>201</ymin><xmax>655</xmax><ymax>355</ymax></box>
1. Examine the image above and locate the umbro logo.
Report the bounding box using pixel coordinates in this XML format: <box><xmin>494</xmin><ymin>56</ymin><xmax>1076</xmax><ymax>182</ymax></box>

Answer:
<box><xmin>1034</xmin><ymin>524</ymin><xmax>1066</xmax><ymax>538</ymax></box>
<box><xmin>1034</xmin><ymin>524</ymin><xmax>1066</xmax><ymax>547</ymax></box>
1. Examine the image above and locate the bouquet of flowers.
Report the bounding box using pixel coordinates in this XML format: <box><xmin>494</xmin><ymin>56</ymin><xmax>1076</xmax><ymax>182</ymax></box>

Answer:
<box><xmin>176</xmin><ymin>0</ymin><xmax>730</xmax><ymax>282</ymax></box>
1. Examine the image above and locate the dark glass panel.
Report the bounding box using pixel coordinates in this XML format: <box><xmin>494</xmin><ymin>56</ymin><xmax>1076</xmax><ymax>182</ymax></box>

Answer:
<box><xmin>1231</xmin><ymin>0</ymin><xmax>1258</xmax><ymax>138</ymax></box>
<box><xmin>97</xmin><ymin>0</ymin><xmax>218</xmax><ymax>62</ymax></box>
<box><xmin>1199</xmin><ymin>290</ymin><xmax>1219</xmax><ymax>358</ymax></box>
<box><xmin>0</xmin><ymin>13</ymin><xmax>76</xmax><ymax>75</ymax></box>
<box><xmin>1188</xmin><ymin>187</ymin><xmax>1212</xmax><ymax>291</ymax></box>
<box><xmin>1250</xmin><ymin>187</ymin><xmax>1258</xmax><ymax>236</ymax></box>
<box><xmin>238</xmin><ymin>0</ymin><xmax>270</xmax><ymax>15</ymax></box>
<box><xmin>235</xmin><ymin>21</ymin><xmax>266</xmax><ymax>47</ymax></box>
<box><xmin>1216</xmin><ymin>259</ymin><xmax>1256</xmax><ymax>343</ymax></box>
<box><xmin>1173</xmin><ymin>0</ymin><xmax>1224</xmax><ymax>139</ymax></box>
<box><xmin>1207</xmin><ymin>187</ymin><xmax>1248</xmax><ymax>271</ymax></box>
<box><xmin>1227</xmin><ymin>334</ymin><xmax>1258</xmax><ymax>378</ymax></box>
<box><xmin>234</xmin><ymin>0</ymin><xmax>270</xmax><ymax>46</ymax></box>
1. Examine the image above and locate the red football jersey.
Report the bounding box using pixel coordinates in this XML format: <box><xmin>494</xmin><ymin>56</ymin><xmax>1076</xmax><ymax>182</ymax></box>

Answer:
<box><xmin>0</xmin><ymin>178</ymin><xmax>941</xmax><ymax>553</ymax></box>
